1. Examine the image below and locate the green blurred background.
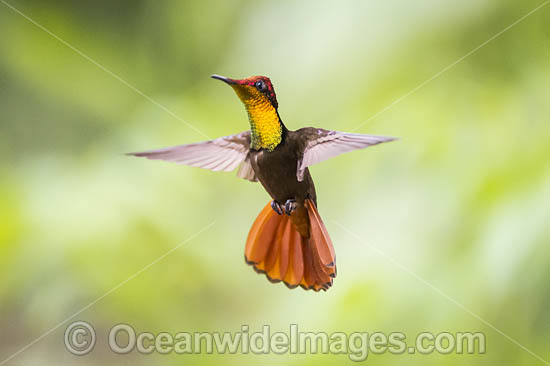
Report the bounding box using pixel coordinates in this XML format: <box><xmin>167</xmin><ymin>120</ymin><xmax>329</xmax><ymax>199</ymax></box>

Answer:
<box><xmin>1</xmin><ymin>0</ymin><xmax>549</xmax><ymax>365</ymax></box>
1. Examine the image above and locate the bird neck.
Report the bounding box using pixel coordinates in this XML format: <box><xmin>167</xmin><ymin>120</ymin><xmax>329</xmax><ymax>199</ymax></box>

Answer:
<box><xmin>246</xmin><ymin>101</ymin><xmax>283</xmax><ymax>151</ymax></box>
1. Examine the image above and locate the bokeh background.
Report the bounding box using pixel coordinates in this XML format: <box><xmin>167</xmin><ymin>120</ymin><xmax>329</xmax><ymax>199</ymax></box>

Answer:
<box><xmin>1</xmin><ymin>0</ymin><xmax>549</xmax><ymax>365</ymax></box>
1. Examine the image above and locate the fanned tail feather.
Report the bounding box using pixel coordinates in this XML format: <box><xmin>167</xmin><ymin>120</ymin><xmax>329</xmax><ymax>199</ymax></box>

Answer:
<box><xmin>245</xmin><ymin>199</ymin><xmax>336</xmax><ymax>291</ymax></box>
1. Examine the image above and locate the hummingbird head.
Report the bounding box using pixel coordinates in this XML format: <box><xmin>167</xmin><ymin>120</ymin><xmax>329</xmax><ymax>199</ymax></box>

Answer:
<box><xmin>211</xmin><ymin>74</ymin><xmax>283</xmax><ymax>151</ymax></box>
<box><xmin>211</xmin><ymin>74</ymin><xmax>278</xmax><ymax>109</ymax></box>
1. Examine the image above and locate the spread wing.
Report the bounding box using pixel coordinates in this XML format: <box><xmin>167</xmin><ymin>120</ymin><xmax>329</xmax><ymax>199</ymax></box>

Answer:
<box><xmin>297</xmin><ymin>128</ymin><xmax>397</xmax><ymax>181</ymax></box>
<box><xmin>128</xmin><ymin>131</ymin><xmax>258</xmax><ymax>181</ymax></box>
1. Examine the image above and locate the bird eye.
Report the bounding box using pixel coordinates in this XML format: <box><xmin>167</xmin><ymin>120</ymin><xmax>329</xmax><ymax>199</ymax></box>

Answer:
<box><xmin>255</xmin><ymin>80</ymin><xmax>266</xmax><ymax>91</ymax></box>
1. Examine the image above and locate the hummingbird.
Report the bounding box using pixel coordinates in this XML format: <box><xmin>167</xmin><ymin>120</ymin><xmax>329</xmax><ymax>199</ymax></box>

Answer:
<box><xmin>129</xmin><ymin>75</ymin><xmax>396</xmax><ymax>291</ymax></box>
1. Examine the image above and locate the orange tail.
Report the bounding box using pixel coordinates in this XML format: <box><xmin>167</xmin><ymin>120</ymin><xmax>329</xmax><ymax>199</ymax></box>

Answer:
<box><xmin>245</xmin><ymin>199</ymin><xmax>336</xmax><ymax>291</ymax></box>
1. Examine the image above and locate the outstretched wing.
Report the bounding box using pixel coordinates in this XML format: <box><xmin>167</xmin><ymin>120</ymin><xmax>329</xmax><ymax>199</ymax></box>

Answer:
<box><xmin>296</xmin><ymin>128</ymin><xmax>396</xmax><ymax>181</ymax></box>
<box><xmin>128</xmin><ymin>131</ymin><xmax>258</xmax><ymax>181</ymax></box>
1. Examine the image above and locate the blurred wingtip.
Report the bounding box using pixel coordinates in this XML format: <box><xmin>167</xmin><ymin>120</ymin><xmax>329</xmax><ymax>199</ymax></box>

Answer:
<box><xmin>126</xmin><ymin>150</ymin><xmax>156</xmax><ymax>158</ymax></box>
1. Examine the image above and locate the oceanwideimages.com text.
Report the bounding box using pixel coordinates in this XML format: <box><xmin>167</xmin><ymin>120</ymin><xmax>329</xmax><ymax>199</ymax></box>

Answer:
<box><xmin>65</xmin><ymin>321</ymin><xmax>486</xmax><ymax>361</ymax></box>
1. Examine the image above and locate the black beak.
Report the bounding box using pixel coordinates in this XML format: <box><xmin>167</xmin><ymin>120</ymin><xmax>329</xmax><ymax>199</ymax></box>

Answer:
<box><xmin>211</xmin><ymin>74</ymin><xmax>237</xmax><ymax>85</ymax></box>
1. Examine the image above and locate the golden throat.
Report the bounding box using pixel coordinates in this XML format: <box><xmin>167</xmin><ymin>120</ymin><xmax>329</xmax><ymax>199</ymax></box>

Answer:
<box><xmin>232</xmin><ymin>85</ymin><xmax>282</xmax><ymax>151</ymax></box>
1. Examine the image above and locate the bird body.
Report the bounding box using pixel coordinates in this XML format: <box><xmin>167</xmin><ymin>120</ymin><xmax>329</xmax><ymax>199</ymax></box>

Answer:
<box><xmin>249</xmin><ymin>129</ymin><xmax>317</xmax><ymax>207</ymax></box>
<box><xmin>129</xmin><ymin>75</ymin><xmax>396</xmax><ymax>291</ymax></box>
